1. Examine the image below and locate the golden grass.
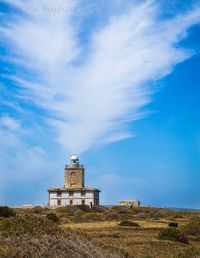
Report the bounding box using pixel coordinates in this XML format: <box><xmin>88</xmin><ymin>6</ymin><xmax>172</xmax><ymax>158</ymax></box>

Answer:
<box><xmin>63</xmin><ymin>219</ymin><xmax>187</xmax><ymax>230</ymax></box>
<box><xmin>62</xmin><ymin>219</ymin><xmax>200</xmax><ymax>258</ymax></box>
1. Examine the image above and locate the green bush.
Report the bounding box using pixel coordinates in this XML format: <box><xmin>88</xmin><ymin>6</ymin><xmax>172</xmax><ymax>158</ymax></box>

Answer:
<box><xmin>182</xmin><ymin>220</ymin><xmax>200</xmax><ymax>236</ymax></box>
<box><xmin>168</xmin><ymin>222</ymin><xmax>178</xmax><ymax>228</ymax></box>
<box><xmin>118</xmin><ymin>220</ymin><xmax>139</xmax><ymax>227</ymax></box>
<box><xmin>158</xmin><ymin>228</ymin><xmax>188</xmax><ymax>244</ymax></box>
<box><xmin>0</xmin><ymin>206</ymin><xmax>15</xmax><ymax>218</ymax></box>
<box><xmin>46</xmin><ymin>213</ymin><xmax>59</xmax><ymax>223</ymax></box>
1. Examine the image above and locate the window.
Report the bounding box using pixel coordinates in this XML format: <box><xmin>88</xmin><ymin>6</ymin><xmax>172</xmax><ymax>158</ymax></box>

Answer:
<box><xmin>57</xmin><ymin>199</ymin><xmax>61</xmax><ymax>206</ymax></box>
<box><xmin>57</xmin><ymin>191</ymin><xmax>62</xmax><ymax>197</ymax></box>
<box><xmin>69</xmin><ymin>191</ymin><xmax>73</xmax><ymax>197</ymax></box>
<box><xmin>81</xmin><ymin>191</ymin><xmax>85</xmax><ymax>196</ymax></box>
<box><xmin>71</xmin><ymin>172</ymin><xmax>76</xmax><ymax>177</ymax></box>
<box><xmin>70</xmin><ymin>200</ymin><xmax>73</xmax><ymax>205</ymax></box>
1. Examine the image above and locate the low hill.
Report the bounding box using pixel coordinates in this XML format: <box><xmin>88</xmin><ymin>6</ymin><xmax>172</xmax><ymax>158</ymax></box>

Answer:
<box><xmin>0</xmin><ymin>207</ymin><xmax>122</xmax><ymax>258</ymax></box>
<box><xmin>0</xmin><ymin>205</ymin><xmax>200</xmax><ymax>258</ymax></box>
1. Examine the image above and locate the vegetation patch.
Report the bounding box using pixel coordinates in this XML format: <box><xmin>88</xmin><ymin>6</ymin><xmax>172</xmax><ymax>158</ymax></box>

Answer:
<box><xmin>153</xmin><ymin>209</ymin><xmax>172</xmax><ymax>219</ymax></box>
<box><xmin>0</xmin><ymin>206</ymin><xmax>199</xmax><ymax>257</ymax></box>
<box><xmin>181</xmin><ymin>220</ymin><xmax>200</xmax><ymax>237</ymax></box>
<box><xmin>168</xmin><ymin>222</ymin><xmax>178</xmax><ymax>228</ymax></box>
<box><xmin>0</xmin><ymin>214</ymin><xmax>61</xmax><ymax>237</ymax></box>
<box><xmin>82</xmin><ymin>212</ymin><xmax>103</xmax><ymax>221</ymax></box>
<box><xmin>0</xmin><ymin>213</ymin><xmax>123</xmax><ymax>258</ymax></box>
<box><xmin>118</xmin><ymin>220</ymin><xmax>139</xmax><ymax>227</ymax></box>
<box><xmin>46</xmin><ymin>213</ymin><xmax>60</xmax><ymax>223</ymax></box>
<box><xmin>173</xmin><ymin>246</ymin><xmax>200</xmax><ymax>258</ymax></box>
<box><xmin>0</xmin><ymin>206</ymin><xmax>15</xmax><ymax>218</ymax></box>
<box><xmin>103</xmin><ymin>209</ymin><xmax>122</xmax><ymax>220</ymax></box>
<box><xmin>158</xmin><ymin>228</ymin><xmax>188</xmax><ymax>244</ymax></box>
<box><xmin>134</xmin><ymin>212</ymin><xmax>150</xmax><ymax>220</ymax></box>
<box><xmin>0</xmin><ymin>245</ymin><xmax>23</xmax><ymax>257</ymax></box>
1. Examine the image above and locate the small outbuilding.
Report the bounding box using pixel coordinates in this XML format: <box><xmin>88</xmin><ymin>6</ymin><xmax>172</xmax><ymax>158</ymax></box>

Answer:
<box><xmin>119</xmin><ymin>200</ymin><xmax>141</xmax><ymax>208</ymax></box>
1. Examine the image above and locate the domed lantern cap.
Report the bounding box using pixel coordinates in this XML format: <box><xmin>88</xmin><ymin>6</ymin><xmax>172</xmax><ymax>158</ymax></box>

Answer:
<box><xmin>70</xmin><ymin>154</ymin><xmax>79</xmax><ymax>162</ymax></box>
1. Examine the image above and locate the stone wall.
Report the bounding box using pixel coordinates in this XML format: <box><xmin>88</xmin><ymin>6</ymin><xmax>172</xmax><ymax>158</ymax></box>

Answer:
<box><xmin>64</xmin><ymin>167</ymin><xmax>85</xmax><ymax>188</ymax></box>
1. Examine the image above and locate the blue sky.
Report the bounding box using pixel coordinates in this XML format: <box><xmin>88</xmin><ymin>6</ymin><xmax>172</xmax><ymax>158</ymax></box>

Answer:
<box><xmin>0</xmin><ymin>0</ymin><xmax>200</xmax><ymax>208</ymax></box>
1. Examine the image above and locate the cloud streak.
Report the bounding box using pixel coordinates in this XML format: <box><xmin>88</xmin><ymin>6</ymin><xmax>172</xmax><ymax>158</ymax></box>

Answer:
<box><xmin>1</xmin><ymin>0</ymin><xmax>200</xmax><ymax>153</ymax></box>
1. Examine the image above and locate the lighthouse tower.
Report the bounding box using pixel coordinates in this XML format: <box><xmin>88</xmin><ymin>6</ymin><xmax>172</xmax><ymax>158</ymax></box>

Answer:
<box><xmin>48</xmin><ymin>155</ymin><xmax>100</xmax><ymax>207</ymax></box>
<box><xmin>64</xmin><ymin>154</ymin><xmax>84</xmax><ymax>188</ymax></box>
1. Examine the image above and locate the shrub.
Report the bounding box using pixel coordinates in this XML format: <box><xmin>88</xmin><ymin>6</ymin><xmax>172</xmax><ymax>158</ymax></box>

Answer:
<box><xmin>73</xmin><ymin>210</ymin><xmax>87</xmax><ymax>222</ymax></box>
<box><xmin>46</xmin><ymin>213</ymin><xmax>59</xmax><ymax>223</ymax></box>
<box><xmin>0</xmin><ymin>213</ymin><xmax>125</xmax><ymax>258</ymax></box>
<box><xmin>78</xmin><ymin>205</ymin><xmax>91</xmax><ymax>212</ymax></box>
<box><xmin>32</xmin><ymin>206</ymin><xmax>44</xmax><ymax>214</ymax></box>
<box><xmin>111</xmin><ymin>206</ymin><xmax>132</xmax><ymax>214</ymax></box>
<box><xmin>134</xmin><ymin>212</ymin><xmax>150</xmax><ymax>220</ymax></box>
<box><xmin>56</xmin><ymin>206</ymin><xmax>79</xmax><ymax>215</ymax></box>
<box><xmin>158</xmin><ymin>228</ymin><xmax>188</xmax><ymax>244</ymax></box>
<box><xmin>118</xmin><ymin>220</ymin><xmax>139</xmax><ymax>227</ymax></box>
<box><xmin>82</xmin><ymin>212</ymin><xmax>103</xmax><ymax>221</ymax></box>
<box><xmin>104</xmin><ymin>209</ymin><xmax>121</xmax><ymax>220</ymax></box>
<box><xmin>0</xmin><ymin>214</ymin><xmax>61</xmax><ymax>237</ymax></box>
<box><xmin>0</xmin><ymin>206</ymin><xmax>15</xmax><ymax>218</ymax></box>
<box><xmin>92</xmin><ymin>206</ymin><xmax>107</xmax><ymax>213</ymax></box>
<box><xmin>182</xmin><ymin>220</ymin><xmax>200</xmax><ymax>236</ymax></box>
<box><xmin>168</xmin><ymin>222</ymin><xmax>178</xmax><ymax>228</ymax></box>
<box><xmin>153</xmin><ymin>209</ymin><xmax>171</xmax><ymax>219</ymax></box>
<box><xmin>172</xmin><ymin>213</ymin><xmax>184</xmax><ymax>219</ymax></box>
<box><xmin>73</xmin><ymin>209</ymin><xmax>85</xmax><ymax>217</ymax></box>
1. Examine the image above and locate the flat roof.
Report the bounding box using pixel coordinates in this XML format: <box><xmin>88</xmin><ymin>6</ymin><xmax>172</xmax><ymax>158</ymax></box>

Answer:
<box><xmin>48</xmin><ymin>187</ymin><xmax>100</xmax><ymax>192</ymax></box>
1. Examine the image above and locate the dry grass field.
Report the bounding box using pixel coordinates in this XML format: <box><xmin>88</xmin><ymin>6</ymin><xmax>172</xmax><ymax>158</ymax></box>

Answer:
<box><xmin>0</xmin><ymin>205</ymin><xmax>200</xmax><ymax>258</ymax></box>
<box><xmin>59</xmin><ymin>206</ymin><xmax>200</xmax><ymax>258</ymax></box>
<box><xmin>63</xmin><ymin>219</ymin><xmax>200</xmax><ymax>258</ymax></box>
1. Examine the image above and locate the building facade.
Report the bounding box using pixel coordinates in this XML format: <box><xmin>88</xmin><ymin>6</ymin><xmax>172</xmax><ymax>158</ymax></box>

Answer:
<box><xmin>48</xmin><ymin>155</ymin><xmax>100</xmax><ymax>207</ymax></box>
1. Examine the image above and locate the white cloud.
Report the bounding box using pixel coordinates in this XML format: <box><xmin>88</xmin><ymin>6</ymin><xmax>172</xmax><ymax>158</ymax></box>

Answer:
<box><xmin>0</xmin><ymin>115</ymin><xmax>21</xmax><ymax>130</ymax></box>
<box><xmin>0</xmin><ymin>0</ymin><xmax>200</xmax><ymax>153</ymax></box>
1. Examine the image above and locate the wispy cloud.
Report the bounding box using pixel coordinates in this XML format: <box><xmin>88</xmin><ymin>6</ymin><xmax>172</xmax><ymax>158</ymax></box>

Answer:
<box><xmin>0</xmin><ymin>117</ymin><xmax>60</xmax><ymax>204</ymax></box>
<box><xmin>1</xmin><ymin>0</ymin><xmax>200</xmax><ymax>153</ymax></box>
<box><xmin>0</xmin><ymin>115</ymin><xmax>21</xmax><ymax>130</ymax></box>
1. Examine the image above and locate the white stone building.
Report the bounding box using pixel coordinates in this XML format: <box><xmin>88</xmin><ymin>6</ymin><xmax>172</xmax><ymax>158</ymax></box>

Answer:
<box><xmin>48</xmin><ymin>155</ymin><xmax>100</xmax><ymax>207</ymax></box>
